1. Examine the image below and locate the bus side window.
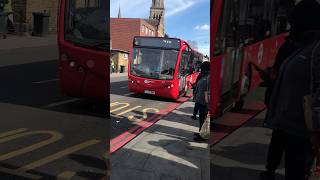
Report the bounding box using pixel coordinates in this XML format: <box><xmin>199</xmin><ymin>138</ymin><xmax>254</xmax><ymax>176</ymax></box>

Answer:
<box><xmin>272</xmin><ymin>0</ymin><xmax>294</xmax><ymax>35</ymax></box>
<box><xmin>214</xmin><ymin>0</ymin><xmax>227</xmax><ymax>56</ymax></box>
<box><xmin>180</xmin><ymin>51</ymin><xmax>190</xmax><ymax>76</ymax></box>
<box><xmin>246</xmin><ymin>0</ymin><xmax>268</xmax><ymax>42</ymax></box>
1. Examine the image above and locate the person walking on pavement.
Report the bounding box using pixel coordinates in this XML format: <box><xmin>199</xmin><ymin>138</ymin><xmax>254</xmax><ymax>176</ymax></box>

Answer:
<box><xmin>264</xmin><ymin>0</ymin><xmax>320</xmax><ymax>179</ymax></box>
<box><xmin>251</xmin><ymin>9</ymin><xmax>297</xmax><ymax>180</ymax></box>
<box><xmin>3</xmin><ymin>0</ymin><xmax>14</xmax><ymax>33</ymax></box>
<box><xmin>256</xmin><ymin>36</ymin><xmax>297</xmax><ymax>180</ymax></box>
<box><xmin>191</xmin><ymin>70</ymin><xmax>203</xmax><ymax>120</ymax></box>
<box><xmin>193</xmin><ymin>61</ymin><xmax>210</xmax><ymax>142</ymax></box>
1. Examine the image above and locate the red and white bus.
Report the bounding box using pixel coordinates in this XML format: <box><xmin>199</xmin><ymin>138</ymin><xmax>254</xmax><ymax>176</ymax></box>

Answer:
<box><xmin>210</xmin><ymin>0</ymin><xmax>295</xmax><ymax>118</ymax></box>
<box><xmin>187</xmin><ymin>50</ymin><xmax>203</xmax><ymax>89</ymax></box>
<box><xmin>128</xmin><ymin>36</ymin><xmax>202</xmax><ymax>99</ymax></box>
<box><xmin>58</xmin><ymin>0</ymin><xmax>109</xmax><ymax>100</ymax></box>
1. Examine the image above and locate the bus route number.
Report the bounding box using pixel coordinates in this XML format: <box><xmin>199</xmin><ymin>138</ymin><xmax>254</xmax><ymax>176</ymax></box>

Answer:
<box><xmin>163</xmin><ymin>40</ymin><xmax>172</xmax><ymax>44</ymax></box>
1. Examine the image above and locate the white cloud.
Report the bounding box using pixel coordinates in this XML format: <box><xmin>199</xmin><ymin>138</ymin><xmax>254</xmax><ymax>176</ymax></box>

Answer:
<box><xmin>197</xmin><ymin>43</ymin><xmax>210</xmax><ymax>57</ymax></box>
<box><xmin>110</xmin><ymin>0</ymin><xmax>201</xmax><ymax>18</ymax></box>
<box><xmin>194</xmin><ymin>24</ymin><xmax>210</xmax><ymax>31</ymax></box>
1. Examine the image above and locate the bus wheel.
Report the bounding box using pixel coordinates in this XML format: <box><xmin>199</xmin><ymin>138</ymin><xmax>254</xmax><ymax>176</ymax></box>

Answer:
<box><xmin>232</xmin><ymin>66</ymin><xmax>251</xmax><ymax>112</ymax></box>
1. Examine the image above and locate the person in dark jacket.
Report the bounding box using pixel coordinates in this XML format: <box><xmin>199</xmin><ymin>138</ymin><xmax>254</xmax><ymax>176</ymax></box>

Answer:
<box><xmin>264</xmin><ymin>0</ymin><xmax>320</xmax><ymax>179</ymax></box>
<box><xmin>191</xmin><ymin>71</ymin><xmax>203</xmax><ymax>120</ymax></box>
<box><xmin>256</xmin><ymin>36</ymin><xmax>297</xmax><ymax>180</ymax></box>
<box><xmin>194</xmin><ymin>61</ymin><xmax>210</xmax><ymax>141</ymax></box>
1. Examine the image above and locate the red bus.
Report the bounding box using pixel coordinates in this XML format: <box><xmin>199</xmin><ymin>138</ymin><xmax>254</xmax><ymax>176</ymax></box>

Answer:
<box><xmin>128</xmin><ymin>36</ymin><xmax>202</xmax><ymax>99</ymax></box>
<box><xmin>187</xmin><ymin>50</ymin><xmax>203</xmax><ymax>89</ymax></box>
<box><xmin>210</xmin><ymin>0</ymin><xmax>295</xmax><ymax>118</ymax></box>
<box><xmin>58</xmin><ymin>0</ymin><xmax>109</xmax><ymax>100</ymax></box>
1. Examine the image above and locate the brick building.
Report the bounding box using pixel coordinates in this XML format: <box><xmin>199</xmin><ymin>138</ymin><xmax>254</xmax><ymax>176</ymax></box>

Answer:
<box><xmin>110</xmin><ymin>18</ymin><xmax>159</xmax><ymax>53</ymax></box>
<box><xmin>12</xmin><ymin>0</ymin><xmax>59</xmax><ymax>33</ymax></box>
<box><xmin>110</xmin><ymin>0</ymin><xmax>165</xmax><ymax>74</ymax></box>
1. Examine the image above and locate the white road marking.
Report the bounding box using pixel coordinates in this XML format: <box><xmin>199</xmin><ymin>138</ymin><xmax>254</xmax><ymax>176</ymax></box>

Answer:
<box><xmin>32</xmin><ymin>79</ymin><xmax>59</xmax><ymax>84</ymax></box>
<box><xmin>120</xmin><ymin>86</ymin><xmax>127</xmax><ymax>89</ymax></box>
<box><xmin>43</xmin><ymin>98</ymin><xmax>80</xmax><ymax>108</ymax></box>
<box><xmin>123</xmin><ymin>93</ymin><xmax>134</xmax><ymax>96</ymax></box>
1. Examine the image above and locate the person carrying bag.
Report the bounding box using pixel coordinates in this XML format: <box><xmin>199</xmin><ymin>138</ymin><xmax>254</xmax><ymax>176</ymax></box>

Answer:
<box><xmin>304</xmin><ymin>39</ymin><xmax>320</xmax><ymax>180</ymax></box>
<box><xmin>193</xmin><ymin>61</ymin><xmax>210</xmax><ymax>141</ymax></box>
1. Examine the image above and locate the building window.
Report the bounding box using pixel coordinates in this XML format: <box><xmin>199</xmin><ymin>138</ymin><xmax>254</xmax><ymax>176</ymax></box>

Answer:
<box><xmin>123</xmin><ymin>54</ymin><xmax>128</xmax><ymax>60</ymax></box>
<box><xmin>145</xmin><ymin>27</ymin><xmax>148</xmax><ymax>35</ymax></box>
<box><xmin>141</xmin><ymin>25</ymin><xmax>145</xmax><ymax>33</ymax></box>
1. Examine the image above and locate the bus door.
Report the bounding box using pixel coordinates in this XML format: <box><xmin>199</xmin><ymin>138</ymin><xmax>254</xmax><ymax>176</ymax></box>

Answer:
<box><xmin>178</xmin><ymin>50</ymin><xmax>190</xmax><ymax>95</ymax></box>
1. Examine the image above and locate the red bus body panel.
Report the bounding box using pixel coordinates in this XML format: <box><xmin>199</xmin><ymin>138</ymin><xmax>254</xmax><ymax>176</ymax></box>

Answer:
<box><xmin>210</xmin><ymin>0</ymin><xmax>288</xmax><ymax>118</ymax></box>
<box><xmin>58</xmin><ymin>0</ymin><xmax>108</xmax><ymax>100</ymax></box>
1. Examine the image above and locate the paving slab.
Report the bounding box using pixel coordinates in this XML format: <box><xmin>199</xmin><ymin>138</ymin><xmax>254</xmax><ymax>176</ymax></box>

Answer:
<box><xmin>111</xmin><ymin>101</ymin><xmax>210</xmax><ymax>180</ymax></box>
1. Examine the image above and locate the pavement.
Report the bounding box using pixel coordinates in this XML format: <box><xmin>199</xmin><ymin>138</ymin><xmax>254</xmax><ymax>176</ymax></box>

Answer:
<box><xmin>0</xmin><ymin>34</ymin><xmax>58</xmax><ymax>67</ymax></box>
<box><xmin>110</xmin><ymin>100</ymin><xmax>210</xmax><ymax>180</ymax></box>
<box><xmin>110</xmin><ymin>73</ymin><xmax>127</xmax><ymax>79</ymax></box>
<box><xmin>210</xmin><ymin>88</ymin><xmax>286</xmax><ymax>180</ymax></box>
<box><xmin>0</xmin><ymin>34</ymin><xmax>57</xmax><ymax>50</ymax></box>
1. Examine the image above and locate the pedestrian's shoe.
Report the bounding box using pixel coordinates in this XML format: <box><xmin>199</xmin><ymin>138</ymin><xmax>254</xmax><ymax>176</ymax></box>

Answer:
<box><xmin>259</xmin><ymin>171</ymin><xmax>275</xmax><ymax>180</ymax></box>
<box><xmin>191</xmin><ymin>115</ymin><xmax>198</xmax><ymax>120</ymax></box>
<box><xmin>193</xmin><ymin>135</ymin><xmax>206</xmax><ymax>142</ymax></box>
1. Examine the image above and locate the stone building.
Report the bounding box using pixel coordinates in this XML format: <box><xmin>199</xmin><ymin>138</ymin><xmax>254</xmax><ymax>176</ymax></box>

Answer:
<box><xmin>12</xmin><ymin>0</ymin><xmax>59</xmax><ymax>33</ymax></box>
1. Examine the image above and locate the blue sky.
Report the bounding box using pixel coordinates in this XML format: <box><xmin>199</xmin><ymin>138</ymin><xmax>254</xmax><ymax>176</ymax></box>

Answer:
<box><xmin>110</xmin><ymin>0</ymin><xmax>210</xmax><ymax>56</ymax></box>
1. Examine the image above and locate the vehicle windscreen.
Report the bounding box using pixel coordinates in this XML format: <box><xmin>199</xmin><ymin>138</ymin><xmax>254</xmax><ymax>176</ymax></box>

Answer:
<box><xmin>65</xmin><ymin>0</ymin><xmax>109</xmax><ymax>50</ymax></box>
<box><xmin>131</xmin><ymin>48</ymin><xmax>179</xmax><ymax>80</ymax></box>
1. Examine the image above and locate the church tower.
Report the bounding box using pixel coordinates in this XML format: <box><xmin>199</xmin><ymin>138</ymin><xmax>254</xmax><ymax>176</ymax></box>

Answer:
<box><xmin>149</xmin><ymin>0</ymin><xmax>165</xmax><ymax>37</ymax></box>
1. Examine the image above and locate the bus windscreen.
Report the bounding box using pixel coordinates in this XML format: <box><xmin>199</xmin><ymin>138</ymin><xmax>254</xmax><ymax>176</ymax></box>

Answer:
<box><xmin>134</xmin><ymin>38</ymin><xmax>180</xmax><ymax>50</ymax></box>
<box><xmin>131</xmin><ymin>48</ymin><xmax>178</xmax><ymax>80</ymax></box>
<box><xmin>65</xmin><ymin>0</ymin><xmax>109</xmax><ymax>50</ymax></box>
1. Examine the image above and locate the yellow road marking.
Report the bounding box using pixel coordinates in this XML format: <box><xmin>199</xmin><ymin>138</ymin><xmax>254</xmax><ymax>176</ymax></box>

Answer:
<box><xmin>110</xmin><ymin>102</ymin><xmax>130</xmax><ymax>113</ymax></box>
<box><xmin>0</xmin><ymin>128</ymin><xmax>28</xmax><ymax>138</ymax></box>
<box><xmin>18</xmin><ymin>139</ymin><xmax>100</xmax><ymax>171</ymax></box>
<box><xmin>57</xmin><ymin>171</ymin><xmax>76</xmax><ymax>180</ymax></box>
<box><xmin>0</xmin><ymin>130</ymin><xmax>63</xmax><ymax>161</ymax></box>
<box><xmin>128</xmin><ymin>108</ymin><xmax>159</xmax><ymax>121</ymax></box>
<box><xmin>116</xmin><ymin>106</ymin><xmax>142</xmax><ymax>116</ymax></box>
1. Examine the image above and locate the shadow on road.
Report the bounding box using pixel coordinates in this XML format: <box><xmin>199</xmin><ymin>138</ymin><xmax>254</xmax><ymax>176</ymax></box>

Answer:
<box><xmin>0</xmin><ymin>60</ymin><xmax>107</xmax><ymax>118</ymax></box>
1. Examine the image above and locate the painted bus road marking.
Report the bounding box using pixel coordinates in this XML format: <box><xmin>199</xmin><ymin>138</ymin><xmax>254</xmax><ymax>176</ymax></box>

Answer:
<box><xmin>57</xmin><ymin>171</ymin><xmax>76</xmax><ymax>180</ymax></box>
<box><xmin>0</xmin><ymin>130</ymin><xmax>63</xmax><ymax>161</ymax></box>
<box><xmin>110</xmin><ymin>102</ymin><xmax>130</xmax><ymax>113</ymax></box>
<box><xmin>128</xmin><ymin>108</ymin><xmax>160</xmax><ymax>122</ymax></box>
<box><xmin>18</xmin><ymin>139</ymin><xmax>100</xmax><ymax>171</ymax></box>
<box><xmin>116</xmin><ymin>106</ymin><xmax>142</xmax><ymax>116</ymax></box>
<box><xmin>0</xmin><ymin>128</ymin><xmax>28</xmax><ymax>139</ymax></box>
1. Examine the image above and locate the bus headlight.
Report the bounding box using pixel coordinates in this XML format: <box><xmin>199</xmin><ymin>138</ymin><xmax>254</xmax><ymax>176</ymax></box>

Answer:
<box><xmin>69</xmin><ymin>61</ymin><xmax>76</xmax><ymax>68</ymax></box>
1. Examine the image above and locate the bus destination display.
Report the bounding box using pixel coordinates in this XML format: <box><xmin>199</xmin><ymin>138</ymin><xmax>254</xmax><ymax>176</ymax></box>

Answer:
<box><xmin>134</xmin><ymin>37</ymin><xmax>180</xmax><ymax>50</ymax></box>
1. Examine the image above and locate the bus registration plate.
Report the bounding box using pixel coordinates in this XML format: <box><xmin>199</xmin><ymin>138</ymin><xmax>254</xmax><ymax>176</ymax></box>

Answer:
<box><xmin>144</xmin><ymin>90</ymin><xmax>155</xmax><ymax>95</ymax></box>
